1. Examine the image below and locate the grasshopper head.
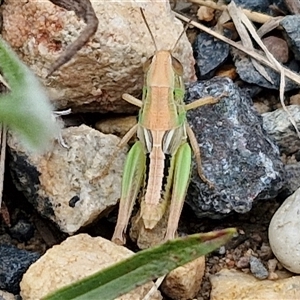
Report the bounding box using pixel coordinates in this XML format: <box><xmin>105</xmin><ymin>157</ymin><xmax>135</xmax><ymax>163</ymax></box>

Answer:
<box><xmin>143</xmin><ymin>51</ymin><xmax>183</xmax><ymax>76</ymax></box>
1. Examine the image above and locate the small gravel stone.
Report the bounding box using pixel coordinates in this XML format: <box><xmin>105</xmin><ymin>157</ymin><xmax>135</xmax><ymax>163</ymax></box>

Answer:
<box><xmin>9</xmin><ymin>219</ymin><xmax>34</xmax><ymax>242</ymax></box>
<box><xmin>249</xmin><ymin>256</ymin><xmax>269</xmax><ymax>279</ymax></box>
<box><xmin>0</xmin><ymin>244</ymin><xmax>40</xmax><ymax>294</ymax></box>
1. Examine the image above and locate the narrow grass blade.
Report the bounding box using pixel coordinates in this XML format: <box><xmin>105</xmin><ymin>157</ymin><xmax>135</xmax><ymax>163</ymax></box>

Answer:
<box><xmin>44</xmin><ymin>228</ymin><xmax>236</xmax><ymax>300</ymax></box>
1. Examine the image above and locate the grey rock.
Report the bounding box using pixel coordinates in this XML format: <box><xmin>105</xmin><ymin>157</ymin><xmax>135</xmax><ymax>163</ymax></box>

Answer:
<box><xmin>284</xmin><ymin>163</ymin><xmax>300</xmax><ymax>194</ymax></box>
<box><xmin>8</xmin><ymin>219</ymin><xmax>34</xmax><ymax>243</ymax></box>
<box><xmin>0</xmin><ymin>244</ymin><xmax>40</xmax><ymax>294</ymax></box>
<box><xmin>185</xmin><ymin>77</ymin><xmax>285</xmax><ymax>218</ymax></box>
<box><xmin>249</xmin><ymin>256</ymin><xmax>269</xmax><ymax>279</ymax></box>
<box><xmin>281</xmin><ymin>16</ymin><xmax>300</xmax><ymax>60</ymax></box>
<box><xmin>232</xmin><ymin>48</ymin><xmax>299</xmax><ymax>91</ymax></box>
<box><xmin>193</xmin><ymin>31</ymin><xmax>230</xmax><ymax>78</ymax></box>
<box><xmin>262</xmin><ymin>105</ymin><xmax>300</xmax><ymax>155</ymax></box>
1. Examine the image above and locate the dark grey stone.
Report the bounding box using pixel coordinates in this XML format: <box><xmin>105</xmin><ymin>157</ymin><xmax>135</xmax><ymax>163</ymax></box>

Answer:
<box><xmin>281</xmin><ymin>15</ymin><xmax>300</xmax><ymax>60</ymax></box>
<box><xmin>9</xmin><ymin>151</ymin><xmax>55</xmax><ymax>219</ymax></box>
<box><xmin>185</xmin><ymin>77</ymin><xmax>285</xmax><ymax>218</ymax></box>
<box><xmin>193</xmin><ymin>31</ymin><xmax>230</xmax><ymax>78</ymax></box>
<box><xmin>0</xmin><ymin>244</ymin><xmax>40</xmax><ymax>294</ymax></box>
<box><xmin>9</xmin><ymin>219</ymin><xmax>34</xmax><ymax>243</ymax></box>
<box><xmin>249</xmin><ymin>256</ymin><xmax>269</xmax><ymax>279</ymax></box>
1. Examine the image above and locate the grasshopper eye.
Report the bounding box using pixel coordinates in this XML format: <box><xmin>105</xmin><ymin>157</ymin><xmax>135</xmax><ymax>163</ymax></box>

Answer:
<box><xmin>143</xmin><ymin>56</ymin><xmax>154</xmax><ymax>72</ymax></box>
<box><xmin>171</xmin><ymin>56</ymin><xmax>183</xmax><ymax>75</ymax></box>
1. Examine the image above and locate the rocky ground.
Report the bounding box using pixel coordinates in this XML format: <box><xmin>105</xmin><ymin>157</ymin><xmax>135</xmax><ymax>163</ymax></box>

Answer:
<box><xmin>1</xmin><ymin>0</ymin><xmax>300</xmax><ymax>299</ymax></box>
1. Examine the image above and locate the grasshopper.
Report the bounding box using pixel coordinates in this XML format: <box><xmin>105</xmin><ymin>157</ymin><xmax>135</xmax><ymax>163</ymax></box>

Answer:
<box><xmin>111</xmin><ymin>8</ymin><xmax>219</xmax><ymax>246</ymax></box>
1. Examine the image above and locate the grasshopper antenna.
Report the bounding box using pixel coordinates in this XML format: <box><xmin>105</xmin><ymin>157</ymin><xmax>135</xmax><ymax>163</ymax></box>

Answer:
<box><xmin>140</xmin><ymin>8</ymin><xmax>158</xmax><ymax>52</ymax></box>
<box><xmin>171</xmin><ymin>16</ymin><xmax>192</xmax><ymax>51</ymax></box>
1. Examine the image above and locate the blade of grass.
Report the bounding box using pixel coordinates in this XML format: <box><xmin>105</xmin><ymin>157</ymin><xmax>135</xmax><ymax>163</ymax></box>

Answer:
<box><xmin>43</xmin><ymin>228</ymin><xmax>236</xmax><ymax>300</ymax></box>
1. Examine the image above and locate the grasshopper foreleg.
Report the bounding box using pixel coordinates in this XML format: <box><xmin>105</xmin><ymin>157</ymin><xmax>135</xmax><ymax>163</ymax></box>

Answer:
<box><xmin>122</xmin><ymin>93</ymin><xmax>142</xmax><ymax>108</ymax></box>
<box><xmin>185</xmin><ymin>95</ymin><xmax>221</xmax><ymax>111</ymax></box>
<box><xmin>112</xmin><ymin>141</ymin><xmax>146</xmax><ymax>245</ymax></box>
<box><xmin>90</xmin><ymin>124</ymin><xmax>138</xmax><ymax>184</ymax></box>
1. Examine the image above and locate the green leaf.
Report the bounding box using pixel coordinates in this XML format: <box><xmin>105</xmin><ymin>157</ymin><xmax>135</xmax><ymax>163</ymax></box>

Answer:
<box><xmin>44</xmin><ymin>228</ymin><xmax>236</xmax><ymax>300</ymax></box>
<box><xmin>0</xmin><ymin>37</ymin><xmax>59</xmax><ymax>151</ymax></box>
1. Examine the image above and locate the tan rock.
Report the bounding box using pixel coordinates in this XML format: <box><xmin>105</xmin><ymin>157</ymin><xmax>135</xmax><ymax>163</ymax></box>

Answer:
<box><xmin>95</xmin><ymin>116</ymin><xmax>137</xmax><ymax>139</ymax></box>
<box><xmin>20</xmin><ymin>234</ymin><xmax>162</xmax><ymax>300</ymax></box>
<box><xmin>161</xmin><ymin>256</ymin><xmax>205</xmax><ymax>300</ymax></box>
<box><xmin>7</xmin><ymin>124</ymin><xmax>127</xmax><ymax>234</ymax></box>
<box><xmin>197</xmin><ymin>6</ymin><xmax>215</xmax><ymax>22</ymax></box>
<box><xmin>210</xmin><ymin>269</ymin><xmax>300</xmax><ymax>300</ymax></box>
<box><xmin>1</xmin><ymin>0</ymin><xmax>195</xmax><ymax>113</ymax></box>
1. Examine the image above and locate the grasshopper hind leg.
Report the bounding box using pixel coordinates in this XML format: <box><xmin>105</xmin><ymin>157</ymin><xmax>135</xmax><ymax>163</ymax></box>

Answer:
<box><xmin>186</xmin><ymin>124</ymin><xmax>214</xmax><ymax>188</ymax></box>
<box><xmin>164</xmin><ymin>142</ymin><xmax>191</xmax><ymax>241</ymax></box>
<box><xmin>112</xmin><ymin>141</ymin><xmax>146</xmax><ymax>245</ymax></box>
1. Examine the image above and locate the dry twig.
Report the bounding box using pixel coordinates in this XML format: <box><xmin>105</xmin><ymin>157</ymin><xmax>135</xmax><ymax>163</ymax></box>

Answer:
<box><xmin>47</xmin><ymin>0</ymin><xmax>99</xmax><ymax>76</ymax></box>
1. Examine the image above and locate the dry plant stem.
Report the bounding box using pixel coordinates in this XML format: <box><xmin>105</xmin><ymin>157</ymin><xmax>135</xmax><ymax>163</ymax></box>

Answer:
<box><xmin>0</xmin><ymin>123</ymin><xmax>6</xmax><ymax>209</ymax></box>
<box><xmin>188</xmin><ymin>0</ymin><xmax>273</xmax><ymax>23</ymax></box>
<box><xmin>228</xmin><ymin>1</ymin><xmax>300</xmax><ymax>138</ymax></box>
<box><xmin>47</xmin><ymin>0</ymin><xmax>99</xmax><ymax>76</ymax></box>
<box><xmin>256</xmin><ymin>17</ymin><xmax>283</xmax><ymax>38</ymax></box>
<box><xmin>227</xmin><ymin>3</ymin><xmax>273</xmax><ymax>84</ymax></box>
<box><xmin>142</xmin><ymin>275</ymin><xmax>166</xmax><ymax>300</ymax></box>
<box><xmin>174</xmin><ymin>12</ymin><xmax>300</xmax><ymax>86</ymax></box>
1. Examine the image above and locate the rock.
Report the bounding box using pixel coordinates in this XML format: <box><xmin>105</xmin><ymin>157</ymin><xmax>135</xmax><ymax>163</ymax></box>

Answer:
<box><xmin>269</xmin><ymin>187</ymin><xmax>300</xmax><ymax>274</ymax></box>
<box><xmin>1</xmin><ymin>0</ymin><xmax>195</xmax><ymax>113</ymax></box>
<box><xmin>0</xmin><ymin>244</ymin><xmax>40</xmax><ymax>294</ymax></box>
<box><xmin>290</xmin><ymin>93</ymin><xmax>300</xmax><ymax>105</ymax></box>
<box><xmin>262</xmin><ymin>36</ymin><xmax>289</xmax><ymax>64</ymax></box>
<box><xmin>281</xmin><ymin>16</ymin><xmax>300</xmax><ymax>60</ymax></box>
<box><xmin>161</xmin><ymin>256</ymin><xmax>205</xmax><ymax>300</ymax></box>
<box><xmin>20</xmin><ymin>234</ymin><xmax>162</xmax><ymax>300</ymax></box>
<box><xmin>249</xmin><ymin>256</ymin><xmax>268</xmax><ymax>279</ymax></box>
<box><xmin>284</xmin><ymin>163</ymin><xmax>300</xmax><ymax>194</ymax></box>
<box><xmin>185</xmin><ymin>77</ymin><xmax>285</xmax><ymax>218</ymax></box>
<box><xmin>8</xmin><ymin>219</ymin><xmax>34</xmax><ymax>242</ymax></box>
<box><xmin>7</xmin><ymin>124</ymin><xmax>127</xmax><ymax>234</ymax></box>
<box><xmin>210</xmin><ymin>268</ymin><xmax>300</xmax><ymax>300</ymax></box>
<box><xmin>262</xmin><ymin>105</ymin><xmax>300</xmax><ymax>155</ymax></box>
<box><xmin>197</xmin><ymin>6</ymin><xmax>215</xmax><ymax>22</ymax></box>
<box><xmin>193</xmin><ymin>31</ymin><xmax>230</xmax><ymax>78</ymax></box>
<box><xmin>0</xmin><ymin>290</ymin><xmax>15</xmax><ymax>300</ymax></box>
<box><xmin>231</xmin><ymin>48</ymin><xmax>299</xmax><ymax>91</ymax></box>
<box><xmin>95</xmin><ymin>116</ymin><xmax>137</xmax><ymax>139</ymax></box>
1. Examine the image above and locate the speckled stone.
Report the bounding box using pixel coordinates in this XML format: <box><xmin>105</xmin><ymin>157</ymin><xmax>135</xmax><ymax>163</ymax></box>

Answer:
<box><xmin>281</xmin><ymin>15</ymin><xmax>300</xmax><ymax>60</ymax></box>
<box><xmin>193</xmin><ymin>31</ymin><xmax>230</xmax><ymax>78</ymax></box>
<box><xmin>185</xmin><ymin>77</ymin><xmax>285</xmax><ymax>218</ymax></box>
<box><xmin>7</xmin><ymin>124</ymin><xmax>127</xmax><ymax>234</ymax></box>
<box><xmin>0</xmin><ymin>244</ymin><xmax>40</xmax><ymax>294</ymax></box>
<box><xmin>1</xmin><ymin>0</ymin><xmax>195</xmax><ymax>113</ymax></box>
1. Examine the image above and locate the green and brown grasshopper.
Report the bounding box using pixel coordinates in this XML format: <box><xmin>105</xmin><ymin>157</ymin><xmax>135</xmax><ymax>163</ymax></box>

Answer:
<box><xmin>111</xmin><ymin>8</ymin><xmax>220</xmax><ymax>246</ymax></box>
